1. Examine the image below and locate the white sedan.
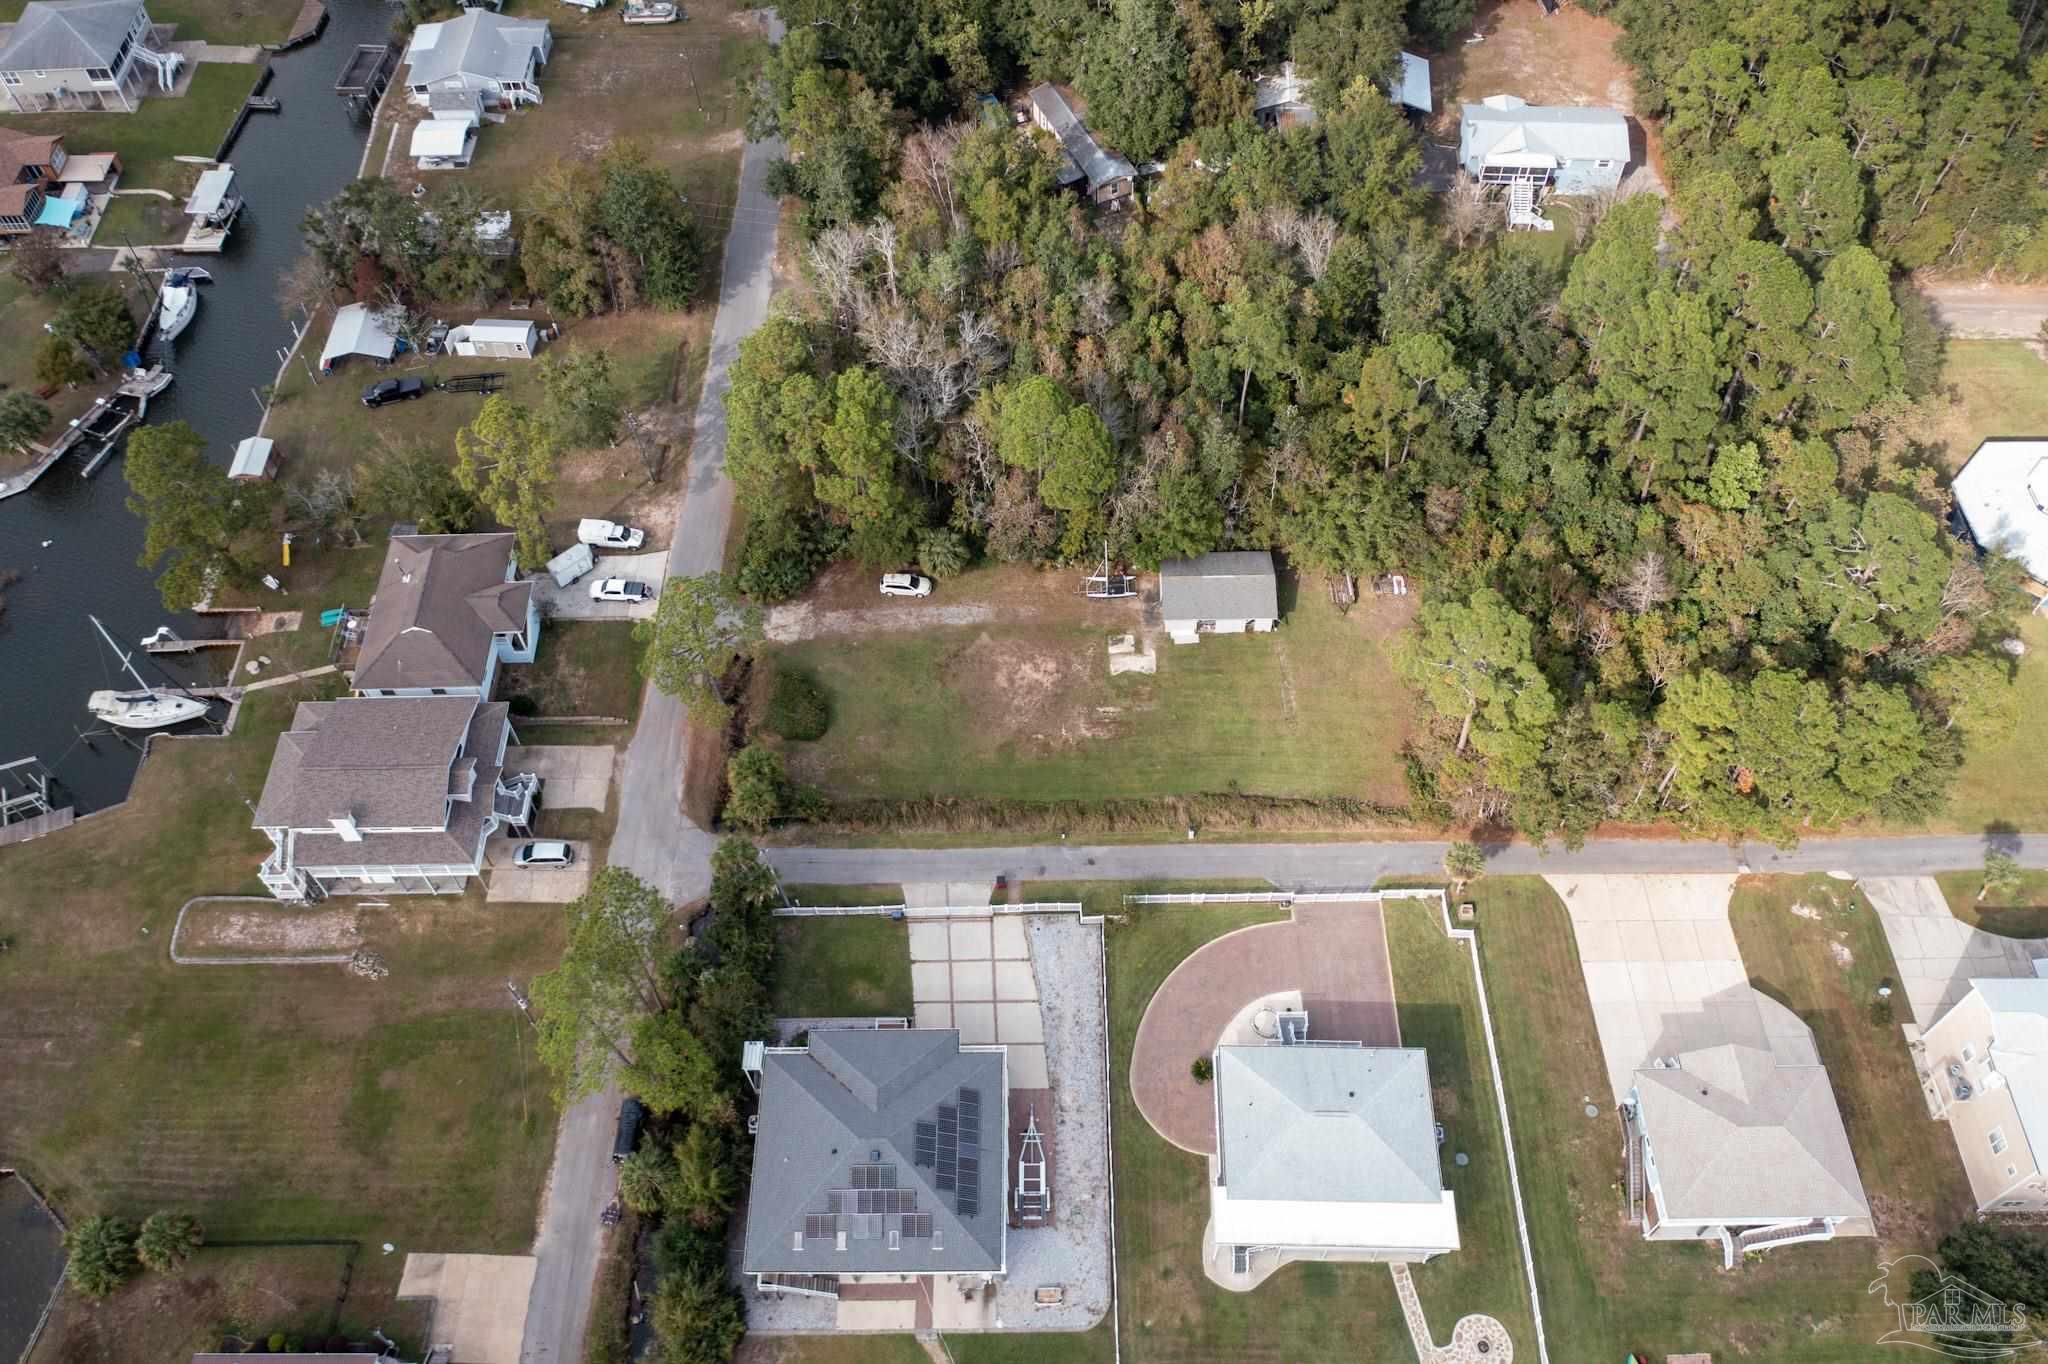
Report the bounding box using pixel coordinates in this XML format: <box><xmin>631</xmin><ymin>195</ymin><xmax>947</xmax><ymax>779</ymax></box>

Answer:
<box><xmin>880</xmin><ymin>572</ymin><xmax>934</xmax><ymax>598</ymax></box>
<box><xmin>589</xmin><ymin>577</ymin><xmax>654</xmax><ymax>602</ymax></box>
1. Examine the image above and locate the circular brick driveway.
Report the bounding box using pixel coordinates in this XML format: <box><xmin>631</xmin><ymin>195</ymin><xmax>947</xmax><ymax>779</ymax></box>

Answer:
<box><xmin>1129</xmin><ymin>901</ymin><xmax>1400</xmax><ymax>1154</ymax></box>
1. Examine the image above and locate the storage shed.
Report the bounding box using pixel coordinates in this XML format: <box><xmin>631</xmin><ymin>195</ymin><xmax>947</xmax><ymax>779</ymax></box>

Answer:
<box><xmin>447</xmin><ymin>318</ymin><xmax>538</xmax><ymax>358</ymax></box>
<box><xmin>228</xmin><ymin>436</ymin><xmax>277</xmax><ymax>481</ymax></box>
<box><xmin>1952</xmin><ymin>438</ymin><xmax>2048</xmax><ymax>584</ymax></box>
<box><xmin>320</xmin><ymin>303</ymin><xmax>399</xmax><ymax>370</ymax></box>
<box><xmin>1160</xmin><ymin>551</ymin><xmax>1280</xmax><ymax>645</ymax></box>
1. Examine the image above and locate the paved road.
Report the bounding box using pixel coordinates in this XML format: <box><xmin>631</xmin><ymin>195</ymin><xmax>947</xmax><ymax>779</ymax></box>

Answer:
<box><xmin>766</xmin><ymin>833</ymin><xmax>2048</xmax><ymax>890</ymax></box>
<box><xmin>1924</xmin><ymin>282</ymin><xmax>2048</xmax><ymax>339</ymax></box>
<box><xmin>517</xmin><ymin>38</ymin><xmax>786</xmax><ymax>1364</ymax></box>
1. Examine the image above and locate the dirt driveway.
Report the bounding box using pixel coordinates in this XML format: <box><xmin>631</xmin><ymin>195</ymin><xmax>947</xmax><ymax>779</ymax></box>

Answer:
<box><xmin>1129</xmin><ymin>901</ymin><xmax>1398</xmax><ymax>1154</ymax></box>
<box><xmin>762</xmin><ymin>561</ymin><xmax>1141</xmax><ymax>642</ymax></box>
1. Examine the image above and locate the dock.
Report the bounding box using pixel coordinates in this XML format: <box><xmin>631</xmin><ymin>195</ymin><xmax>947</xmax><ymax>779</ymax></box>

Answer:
<box><xmin>73</xmin><ymin>367</ymin><xmax>173</xmax><ymax>478</ymax></box>
<box><xmin>0</xmin><ymin>758</ymin><xmax>72</xmax><ymax>848</ymax></box>
<box><xmin>335</xmin><ymin>42</ymin><xmax>399</xmax><ymax>120</ymax></box>
<box><xmin>275</xmin><ymin>0</ymin><xmax>329</xmax><ymax>51</ymax></box>
<box><xmin>140</xmin><ymin>607</ymin><xmax>300</xmax><ymax>654</ymax></box>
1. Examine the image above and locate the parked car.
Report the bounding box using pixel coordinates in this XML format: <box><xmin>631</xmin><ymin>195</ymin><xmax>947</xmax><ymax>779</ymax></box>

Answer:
<box><xmin>612</xmin><ymin>1097</ymin><xmax>646</xmax><ymax>1163</ymax></box>
<box><xmin>514</xmin><ymin>840</ymin><xmax>575</xmax><ymax>868</ymax></box>
<box><xmin>577</xmin><ymin>518</ymin><xmax>646</xmax><ymax>550</ymax></box>
<box><xmin>589</xmin><ymin>577</ymin><xmax>653</xmax><ymax>602</ymax></box>
<box><xmin>880</xmin><ymin>572</ymin><xmax>934</xmax><ymax>598</ymax></box>
<box><xmin>362</xmin><ymin>377</ymin><xmax>425</xmax><ymax>408</ymax></box>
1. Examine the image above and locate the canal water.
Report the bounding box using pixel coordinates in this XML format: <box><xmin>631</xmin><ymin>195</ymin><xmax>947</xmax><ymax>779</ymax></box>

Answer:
<box><xmin>0</xmin><ymin>0</ymin><xmax>395</xmax><ymax>813</ymax></box>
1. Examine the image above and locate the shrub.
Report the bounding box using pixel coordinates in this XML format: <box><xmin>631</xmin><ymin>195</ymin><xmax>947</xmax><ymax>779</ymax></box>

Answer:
<box><xmin>506</xmin><ymin>693</ymin><xmax>540</xmax><ymax>718</ymax></box>
<box><xmin>723</xmin><ymin>745</ymin><xmax>787</xmax><ymax>832</ymax></box>
<box><xmin>1190</xmin><ymin>1057</ymin><xmax>1213</xmax><ymax>1083</ymax></box>
<box><xmin>763</xmin><ymin>669</ymin><xmax>829</xmax><ymax>741</ymax></box>
<box><xmin>649</xmin><ymin>1269</ymin><xmax>745</xmax><ymax>1364</ymax></box>
<box><xmin>63</xmin><ymin>1216</ymin><xmax>138</xmax><ymax>1297</ymax></box>
<box><xmin>136</xmin><ymin>1210</ymin><xmax>204</xmax><ymax>1274</ymax></box>
<box><xmin>735</xmin><ymin>510</ymin><xmax>837</xmax><ymax>603</ymax></box>
<box><xmin>915</xmin><ymin>526</ymin><xmax>972</xmax><ymax>579</ymax></box>
<box><xmin>652</xmin><ymin>1216</ymin><xmax>725</xmax><ymax>1282</ymax></box>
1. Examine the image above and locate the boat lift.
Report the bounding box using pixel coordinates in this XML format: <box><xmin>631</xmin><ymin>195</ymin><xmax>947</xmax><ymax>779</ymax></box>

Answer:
<box><xmin>1081</xmin><ymin>541</ymin><xmax>1135</xmax><ymax>599</ymax></box>
<box><xmin>1014</xmin><ymin>1107</ymin><xmax>1049</xmax><ymax>1224</ymax></box>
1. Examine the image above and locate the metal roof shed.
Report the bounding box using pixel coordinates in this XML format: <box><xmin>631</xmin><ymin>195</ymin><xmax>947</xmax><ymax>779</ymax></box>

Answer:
<box><xmin>410</xmin><ymin>115</ymin><xmax>477</xmax><ymax>162</ymax></box>
<box><xmin>320</xmin><ymin>303</ymin><xmax>399</xmax><ymax>369</ymax></box>
<box><xmin>1952</xmin><ymin>439</ymin><xmax>2048</xmax><ymax>584</ymax></box>
<box><xmin>1392</xmin><ymin>52</ymin><xmax>1431</xmax><ymax>114</ymax></box>
<box><xmin>1160</xmin><ymin>551</ymin><xmax>1280</xmax><ymax>643</ymax></box>
<box><xmin>228</xmin><ymin>436</ymin><xmax>277</xmax><ymax>481</ymax></box>
<box><xmin>446</xmin><ymin>318</ymin><xmax>538</xmax><ymax>358</ymax></box>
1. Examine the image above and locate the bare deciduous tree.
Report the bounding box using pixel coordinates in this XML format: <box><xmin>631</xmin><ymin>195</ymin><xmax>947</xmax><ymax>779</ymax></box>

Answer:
<box><xmin>1444</xmin><ymin>178</ymin><xmax>1497</xmax><ymax>251</ymax></box>
<box><xmin>1614</xmin><ymin>550</ymin><xmax>1675</xmax><ymax>613</ymax></box>
<box><xmin>804</xmin><ymin>226</ymin><xmax>869</xmax><ymax>330</ymax></box>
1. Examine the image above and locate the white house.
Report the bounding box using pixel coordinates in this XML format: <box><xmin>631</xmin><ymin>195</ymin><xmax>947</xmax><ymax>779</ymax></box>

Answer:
<box><xmin>352</xmin><ymin>532</ymin><xmax>539</xmax><ymax>697</ymax></box>
<box><xmin>252</xmin><ymin>694</ymin><xmax>538</xmax><ymax>902</ymax></box>
<box><xmin>1914</xmin><ymin>976</ymin><xmax>2048</xmax><ymax>1213</ymax></box>
<box><xmin>1951</xmin><ymin>439</ymin><xmax>2048</xmax><ymax>585</ymax></box>
<box><xmin>403</xmin><ymin>9</ymin><xmax>549</xmax><ymax>110</ymax></box>
<box><xmin>446</xmin><ymin>318</ymin><xmax>537</xmax><ymax>358</ymax></box>
<box><xmin>1457</xmin><ymin>95</ymin><xmax>1630</xmax><ymax>195</ymax></box>
<box><xmin>1160</xmin><ymin>551</ymin><xmax>1279</xmax><ymax>644</ymax></box>
<box><xmin>1208</xmin><ymin>1044</ymin><xmax>1459</xmax><ymax>1289</ymax></box>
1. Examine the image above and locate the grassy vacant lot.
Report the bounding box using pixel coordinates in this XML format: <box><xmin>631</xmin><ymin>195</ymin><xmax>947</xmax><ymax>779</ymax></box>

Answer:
<box><xmin>770</xmin><ymin>914</ymin><xmax>914</xmax><ymax>1018</ymax></box>
<box><xmin>0</xmin><ymin>0</ymin><xmax>302</xmax><ymax>43</ymax></box>
<box><xmin>1934</xmin><ymin>868</ymin><xmax>2048</xmax><ymax>938</ymax></box>
<box><xmin>733</xmin><ymin>1327</ymin><xmax>1113</xmax><ymax>1364</ymax></box>
<box><xmin>0</xmin><ymin>680</ymin><xmax>563</xmax><ymax>1355</ymax></box>
<box><xmin>6</xmin><ymin>63</ymin><xmax>263</xmax><ymax>189</ymax></box>
<box><xmin>1109</xmin><ymin>899</ymin><xmax>1422</xmax><ymax>1363</ymax></box>
<box><xmin>766</xmin><ymin>572</ymin><xmax>1413</xmax><ymax>811</ymax></box>
<box><xmin>1475</xmin><ymin>875</ymin><xmax>1973</xmax><ymax>1360</ymax></box>
<box><xmin>1936</xmin><ymin>613</ymin><xmax>2048</xmax><ymax>833</ymax></box>
<box><xmin>1932</xmin><ymin>341</ymin><xmax>2048</xmax><ymax>472</ymax></box>
<box><xmin>498</xmin><ymin>620</ymin><xmax>644</xmax><ymax>721</ymax></box>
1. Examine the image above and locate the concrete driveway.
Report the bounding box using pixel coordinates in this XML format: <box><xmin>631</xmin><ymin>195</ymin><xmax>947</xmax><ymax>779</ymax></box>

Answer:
<box><xmin>486</xmin><ymin>839</ymin><xmax>593</xmax><ymax>903</ymax></box>
<box><xmin>1863</xmin><ymin>877</ymin><xmax>2048</xmax><ymax>1028</ymax></box>
<box><xmin>505</xmin><ymin>744</ymin><xmax>613</xmax><ymax>810</ymax></box>
<box><xmin>532</xmin><ymin>551</ymin><xmax>666</xmax><ymax>620</ymax></box>
<box><xmin>398</xmin><ymin>1253</ymin><xmax>536</xmax><ymax>1364</ymax></box>
<box><xmin>1546</xmin><ymin>874</ymin><xmax>1820</xmax><ymax>1104</ymax></box>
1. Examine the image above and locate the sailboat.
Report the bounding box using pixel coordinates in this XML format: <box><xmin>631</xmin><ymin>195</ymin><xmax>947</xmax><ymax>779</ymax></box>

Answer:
<box><xmin>85</xmin><ymin>614</ymin><xmax>209</xmax><ymax>731</ymax></box>
<box><xmin>156</xmin><ymin>269</ymin><xmax>201</xmax><ymax>343</ymax></box>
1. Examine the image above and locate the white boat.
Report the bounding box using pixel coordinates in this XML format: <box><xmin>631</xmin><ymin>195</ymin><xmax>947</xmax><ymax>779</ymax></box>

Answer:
<box><xmin>157</xmin><ymin>270</ymin><xmax>200</xmax><ymax>343</ymax></box>
<box><xmin>621</xmin><ymin>0</ymin><xmax>677</xmax><ymax>21</ymax></box>
<box><xmin>85</xmin><ymin>614</ymin><xmax>209</xmax><ymax>731</ymax></box>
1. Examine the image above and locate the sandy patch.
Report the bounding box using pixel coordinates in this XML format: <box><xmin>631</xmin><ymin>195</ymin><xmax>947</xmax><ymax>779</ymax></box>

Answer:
<box><xmin>942</xmin><ymin>632</ymin><xmax>1111</xmax><ymax>746</ymax></box>
<box><xmin>179</xmin><ymin>904</ymin><xmax>363</xmax><ymax>954</ymax></box>
<box><xmin>1829</xmin><ymin>940</ymin><xmax>1854</xmax><ymax>968</ymax></box>
<box><xmin>764</xmin><ymin>600</ymin><xmax>1002</xmax><ymax>642</ymax></box>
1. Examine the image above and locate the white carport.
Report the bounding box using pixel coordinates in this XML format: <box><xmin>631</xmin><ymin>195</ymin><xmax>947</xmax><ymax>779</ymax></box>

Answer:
<box><xmin>411</xmin><ymin>115</ymin><xmax>479</xmax><ymax>169</ymax></box>
<box><xmin>320</xmin><ymin>303</ymin><xmax>399</xmax><ymax>370</ymax></box>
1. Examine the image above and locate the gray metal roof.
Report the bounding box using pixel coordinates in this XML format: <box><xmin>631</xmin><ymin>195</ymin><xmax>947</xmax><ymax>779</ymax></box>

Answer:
<box><xmin>1633</xmin><ymin>1043</ymin><xmax>1870</xmax><ymax>1223</ymax></box>
<box><xmin>403</xmin><ymin>9</ymin><xmax>546</xmax><ymax>86</ymax></box>
<box><xmin>1392</xmin><ymin>52</ymin><xmax>1431</xmax><ymax>114</ymax></box>
<box><xmin>743</xmin><ymin>1030</ymin><xmax>1006</xmax><ymax>1276</ymax></box>
<box><xmin>1215</xmin><ymin>1045</ymin><xmax>1444</xmax><ymax>1205</ymax></box>
<box><xmin>1026</xmin><ymin>84</ymin><xmax>1134</xmax><ymax>194</ymax></box>
<box><xmin>1159</xmin><ymin>551</ymin><xmax>1278</xmax><ymax>622</ymax></box>
<box><xmin>0</xmin><ymin>0</ymin><xmax>142</xmax><ymax>73</ymax></box>
<box><xmin>1459</xmin><ymin>95</ymin><xmax>1629</xmax><ymax>164</ymax></box>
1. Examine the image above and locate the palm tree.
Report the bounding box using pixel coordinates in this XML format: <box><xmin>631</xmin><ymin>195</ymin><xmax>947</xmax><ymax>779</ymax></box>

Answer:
<box><xmin>136</xmin><ymin>1211</ymin><xmax>204</xmax><ymax>1274</ymax></box>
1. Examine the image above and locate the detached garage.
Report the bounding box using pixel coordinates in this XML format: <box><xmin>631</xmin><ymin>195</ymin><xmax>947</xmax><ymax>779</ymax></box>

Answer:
<box><xmin>447</xmin><ymin>319</ymin><xmax>539</xmax><ymax>359</ymax></box>
<box><xmin>1160</xmin><ymin>551</ymin><xmax>1279</xmax><ymax>645</ymax></box>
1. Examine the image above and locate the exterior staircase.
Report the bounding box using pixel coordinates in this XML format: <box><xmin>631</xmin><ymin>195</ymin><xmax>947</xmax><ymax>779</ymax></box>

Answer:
<box><xmin>758</xmin><ymin>1272</ymin><xmax>841</xmax><ymax>1298</ymax></box>
<box><xmin>1621</xmin><ymin>1107</ymin><xmax>1644</xmax><ymax>1224</ymax></box>
<box><xmin>1735</xmin><ymin>1218</ymin><xmax>1833</xmax><ymax>1255</ymax></box>
<box><xmin>1507</xmin><ymin>179</ymin><xmax>1555</xmax><ymax>231</ymax></box>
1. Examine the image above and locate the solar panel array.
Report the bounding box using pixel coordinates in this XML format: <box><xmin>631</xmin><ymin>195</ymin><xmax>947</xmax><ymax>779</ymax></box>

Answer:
<box><xmin>956</xmin><ymin>1087</ymin><xmax>982</xmax><ymax>1218</ymax></box>
<box><xmin>850</xmin><ymin>1164</ymin><xmax>898</xmax><ymax>1190</ymax></box>
<box><xmin>913</xmin><ymin>1120</ymin><xmax>937</xmax><ymax>1167</ymax></box>
<box><xmin>804</xmin><ymin>1213</ymin><xmax>837</xmax><ymax>1239</ymax></box>
<box><xmin>935</xmin><ymin>1103</ymin><xmax>958</xmax><ymax>1191</ymax></box>
<box><xmin>854</xmin><ymin>1188</ymin><xmax>917</xmax><ymax>1214</ymax></box>
<box><xmin>901</xmin><ymin>1213</ymin><xmax>933</xmax><ymax>1238</ymax></box>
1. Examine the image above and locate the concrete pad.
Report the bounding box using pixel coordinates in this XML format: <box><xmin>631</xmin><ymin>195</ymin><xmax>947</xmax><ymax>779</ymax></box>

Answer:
<box><xmin>1618</xmin><ymin>919</ymin><xmax>1663</xmax><ymax>960</ymax></box>
<box><xmin>902</xmin><ymin>880</ymin><xmax>995</xmax><ymax>907</ymax></box>
<box><xmin>837</xmin><ymin>1297</ymin><xmax>919</xmax><ymax>1330</ymax></box>
<box><xmin>503</xmin><ymin>745</ymin><xmax>615</xmax><ymax>810</ymax></box>
<box><xmin>1581</xmin><ymin>960</ymin><xmax>1635</xmax><ymax>1003</ymax></box>
<box><xmin>914</xmin><ymin>1000</ymin><xmax>952</xmax><ymax>1029</ymax></box>
<box><xmin>929</xmin><ymin>1283</ymin><xmax>997</xmax><ymax>1330</ymax></box>
<box><xmin>951</xmin><ymin>959</ymin><xmax>994</xmax><ymax>1002</ymax></box>
<box><xmin>949</xmin><ymin>920</ymin><xmax>994</xmax><ymax>959</ymax></box>
<box><xmin>1654</xmin><ymin>919</ymin><xmax>1701</xmax><ymax>959</ymax></box>
<box><xmin>902</xmin><ymin>881</ymin><xmax>953</xmax><ymax>907</ymax></box>
<box><xmin>991</xmin><ymin>916</ymin><xmax>1029</xmax><ymax>959</ymax></box>
<box><xmin>1575</xmin><ymin>920</ymin><xmax>1624</xmax><ymax>962</ymax></box>
<box><xmin>953</xmin><ymin>1000</ymin><xmax>996</xmax><ymax>1044</ymax></box>
<box><xmin>995</xmin><ymin>1001</ymin><xmax>1044</xmax><ymax>1043</ymax></box>
<box><xmin>912</xmin><ymin>961</ymin><xmax>953</xmax><ymax>1001</ymax></box>
<box><xmin>484</xmin><ymin>840</ymin><xmax>593</xmax><ymax>904</ymax></box>
<box><xmin>908</xmin><ymin>922</ymin><xmax>952</xmax><ymax>961</ymax></box>
<box><xmin>397</xmin><ymin>1252</ymin><xmax>535</xmax><ymax>1364</ymax></box>
<box><xmin>530</xmin><ymin>551</ymin><xmax>666</xmax><ymax>620</ymax></box>
<box><xmin>1007</xmin><ymin>1043</ymin><xmax>1050</xmax><ymax>1088</ymax></box>
<box><xmin>993</xmin><ymin>959</ymin><xmax>1038</xmax><ymax>1001</ymax></box>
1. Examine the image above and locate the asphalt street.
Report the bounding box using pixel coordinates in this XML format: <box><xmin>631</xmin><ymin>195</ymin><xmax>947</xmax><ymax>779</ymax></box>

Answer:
<box><xmin>516</xmin><ymin>33</ymin><xmax>786</xmax><ymax>1362</ymax></box>
<box><xmin>766</xmin><ymin>832</ymin><xmax>2048</xmax><ymax>892</ymax></box>
<box><xmin>1923</xmin><ymin>282</ymin><xmax>2048</xmax><ymax>339</ymax></box>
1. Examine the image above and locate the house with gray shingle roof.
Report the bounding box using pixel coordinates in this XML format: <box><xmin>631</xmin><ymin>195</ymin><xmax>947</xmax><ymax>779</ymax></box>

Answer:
<box><xmin>353</xmin><ymin>532</ymin><xmax>538</xmax><ymax>697</ymax></box>
<box><xmin>0</xmin><ymin>0</ymin><xmax>171</xmax><ymax>113</ymax></box>
<box><xmin>1208</xmin><ymin>1044</ymin><xmax>1458</xmax><ymax>1290</ymax></box>
<box><xmin>1159</xmin><ymin>551</ymin><xmax>1279</xmax><ymax>645</ymax></box>
<box><xmin>1626</xmin><ymin>1040</ymin><xmax>1871</xmax><ymax>1262</ymax></box>
<box><xmin>742</xmin><ymin>1029</ymin><xmax>1007</xmax><ymax>1295</ymax></box>
<box><xmin>251</xmin><ymin>695</ymin><xmax>538</xmax><ymax>901</ymax></box>
<box><xmin>402</xmin><ymin>9</ymin><xmax>549</xmax><ymax>111</ymax></box>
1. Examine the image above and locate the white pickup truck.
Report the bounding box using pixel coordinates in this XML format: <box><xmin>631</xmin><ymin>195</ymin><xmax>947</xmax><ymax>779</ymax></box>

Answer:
<box><xmin>577</xmin><ymin>518</ymin><xmax>646</xmax><ymax>550</ymax></box>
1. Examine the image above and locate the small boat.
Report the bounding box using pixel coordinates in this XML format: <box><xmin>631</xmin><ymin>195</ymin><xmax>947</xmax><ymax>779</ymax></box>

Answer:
<box><xmin>85</xmin><ymin>614</ymin><xmax>209</xmax><ymax>731</ymax></box>
<box><xmin>621</xmin><ymin>0</ymin><xmax>677</xmax><ymax>21</ymax></box>
<box><xmin>157</xmin><ymin>270</ymin><xmax>200</xmax><ymax>342</ymax></box>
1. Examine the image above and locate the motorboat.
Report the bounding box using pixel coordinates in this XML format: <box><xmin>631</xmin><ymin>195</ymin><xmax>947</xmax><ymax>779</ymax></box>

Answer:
<box><xmin>85</xmin><ymin>614</ymin><xmax>209</xmax><ymax>731</ymax></box>
<box><xmin>156</xmin><ymin>270</ymin><xmax>202</xmax><ymax>342</ymax></box>
<box><xmin>622</xmin><ymin>0</ymin><xmax>678</xmax><ymax>21</ymax></box>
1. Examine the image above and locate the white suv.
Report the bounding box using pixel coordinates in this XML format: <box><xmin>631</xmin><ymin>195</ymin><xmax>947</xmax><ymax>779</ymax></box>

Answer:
<box><xmin>879</xmin><ymin>572</ymin><xmax>933</xmax><ymax>598</ymax></box>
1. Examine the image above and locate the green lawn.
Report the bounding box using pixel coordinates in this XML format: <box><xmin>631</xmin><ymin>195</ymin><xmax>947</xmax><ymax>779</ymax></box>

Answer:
<box><xmin>0</xmin><ymin>0</ymin><xmax>302</xmax><ymax>43</ymax></box>
<box><xmin>769</xmin><ymin>582</ymin><xmax>1413</xmax><ymax>812</ymax></box>
<box><xmin>94</xmin><ymin>190</ymin><xmax>187</xmax><ymax>247</ymax></box>
<box><xmin>499</xmin><ymin>621</ymin><xmax>645</xmax><ymax>722</ymax></box>
<box><xmin>1934</xmin><ymin>341</ymin><xmax>2048</xmax><ymax>473</ymax></box>
<box><xmin>1933</xmin><ymin>868</ymin><xmax>2048</xmax><ymax>938</ymax></box>
<box><xmin>1475</xmin><ymin>875</ymin><xmax>1974</xmax><ymax>1361</ymax></box>
<box><xmin>770</xmin><ymin>914</ymin><xmax>914</xmax><ymax>1018</ymax></box>
<box><xmin>0</xmin><ymin>273</ymin><xmax>64</xmax><ymax>407</ymax></box>
<box><xmin>1937</xmin><ymin>614</ymin><xmax>2048</xmax><ymax>833</ymax></box>
<box><xmin>6</xmin><ymin>63</ymin><xmax>263</xmax><ymax>190</ymax></box>
<box><xmin>0</xmin><ymin>679</ymin><xmax>562</xmax><ymax>1281</ymax></box>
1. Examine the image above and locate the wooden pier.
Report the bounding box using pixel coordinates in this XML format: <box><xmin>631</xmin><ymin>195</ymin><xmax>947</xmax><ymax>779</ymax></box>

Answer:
<box><xmin>0</xmin><ymin>758</ymin><xmax>72</xmax><ymax>848</ymax></box>
<box><xmin>139</xmin><ymin>607</ymin><xmax>299</xmax><ymax>654</ymax></box>
<box><xmin>276</xmin><ymin>0</ymin><xmax>329</xmax><ymax>51</ymax></box>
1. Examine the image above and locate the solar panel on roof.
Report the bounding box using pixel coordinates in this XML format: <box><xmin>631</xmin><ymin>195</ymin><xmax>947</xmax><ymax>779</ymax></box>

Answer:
<box><xmin>957</xmin><ymin>1191</ymin><xmax>979</xmax><ymax>1218</ymax></box>
<box><xmin>913</xmin><ymin>1121</ymin><xmax>937</xmax><ymax>1167</ymax></box>
<box><xmin>901</xmin><ymin>1213</ymin><xmax>933</xmax><ymax>1238</ymax></box>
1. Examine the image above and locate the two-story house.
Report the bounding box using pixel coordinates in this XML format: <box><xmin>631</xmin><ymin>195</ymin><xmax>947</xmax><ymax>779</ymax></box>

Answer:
<box><xmin>352</xmin><ymin>532</ymin><xmax>539</xmax><ymax>698</ymax></box>
<box><xmin>252</xmin><ymin>695</ymin><xmax>539</xmax><ymax>902</ymax></box>
<box><xmin>0</xmin><ymin>0</ymin><xmax>174</xmax><ymax>113</ymax></box>
<box><xmin>1915</xmin><ymin>975</ymin><xmax>2048</xmax><ymax>1213</ymax></box>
